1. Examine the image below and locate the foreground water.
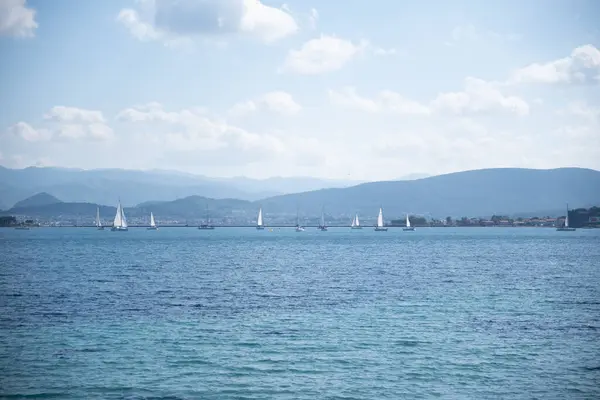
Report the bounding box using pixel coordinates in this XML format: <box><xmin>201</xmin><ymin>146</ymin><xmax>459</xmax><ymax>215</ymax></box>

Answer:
<box><xmin>1</xmin><ymin>227</ymin><xmax>599</xmax><ymax>399</ymax></box>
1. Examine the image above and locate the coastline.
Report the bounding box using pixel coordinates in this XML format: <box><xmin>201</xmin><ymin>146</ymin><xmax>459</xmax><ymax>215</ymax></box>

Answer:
<box><xmin>4</xmin><ymin>225</ymin><xmax>588</xmax><ymax>229</ymax></box>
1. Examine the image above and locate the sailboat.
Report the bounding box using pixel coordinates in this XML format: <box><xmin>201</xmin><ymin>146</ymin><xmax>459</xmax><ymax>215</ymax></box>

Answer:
<box><xmin>111</xmin><ymin>199</ymin><xmax>128</xmax><ymax>231</ymax></box>
<box><xmin>556</xmin><ymin>203</ymin><xmax>576</xmax><ymax>231</ymax></box>
<box><xmin>403</xmin><ymin>213</ymin><xmax>415</xmax><ymax>231</ymax></box>
<box><xmin>295</xmin><ymin>208</ymin><xmax>305</xmax><ymax>232</ymax></box>
<box><xmin>374</xmin><ymin>207</ymin><xmax>388</xmax><ymax>231</ymax></box>
<box><xmin>147</xmin><ymin>212</ymin><xmax>158</xmax><ymax>230</ymax></box>
<box><xmin>256</xmin><ymin>207</ymin><xmax>265</xmax><ymax>230</ymax></box>
<box><xmin>95</xmin><ymin>206</ymin><xmax>104</xmax><ymax>230</ymax></box>
<box><xmin>318</xmin><ymin>207</ymin><xmax>328</xmax><ymax>231</ymax></box>
<box><xmin>351</xmin><ymin>213</ymin><xmax>362</xmax><ymax>229</ymax></box>
<box><xmin>199</xmin><ymin>204</ymin><xmax>215</xmax><ymax>230</ymax></box>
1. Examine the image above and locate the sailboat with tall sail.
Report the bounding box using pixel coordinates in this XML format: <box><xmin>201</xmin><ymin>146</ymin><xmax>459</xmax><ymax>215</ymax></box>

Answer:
<box><xmin>96</xmin><ymin>206</ymin><xmax>104</xmax><ymax>230</ymax></box>
<box><xmin>147</xmin><ymin>212</ymin><xmax>158</xmax><ymax>230</ymax></box>
<box><xmin>351</xmin><ymin>213</ymin><xmax>362</xmax><ymax>229</ymax></box>
<box><xmin>295</xmin><ymin>207</ymin><xmax>305</xmax><ymax>232</ymax></box>
<box><xmin>199</xmin><ymin>204</ymin><xmax>215</xmax><ymax>229</ymax></box>
<box><xmin>111</xmin><ymin>199</ymin><xmax>128</xmax><ymax>231</ymax></box>
<box><xmin>256</xmin><ymin>207</ymin><xmax>265</xmax><ymax>230</ymax></box>
<box><xmin>403</xmin><ymin>213</ymin><xmax>415</xmax><ymax>231</ymax></box>
<box><xmin>374</xmin><ymin>207</ymin><xmax>388</xmax><ymax>231</ymax></box>
<box><xmin>318</xmin><ymin>207</ymin><xmax>328</xmax><ymax>231</ymax></box>
<box><xmin>556</xmin><ymin>203</ymin><xmax>576</xmax><ymax>231</ymax></box>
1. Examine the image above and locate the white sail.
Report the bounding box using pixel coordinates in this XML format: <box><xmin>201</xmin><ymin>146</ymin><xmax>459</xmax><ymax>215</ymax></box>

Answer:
<box><xmin>321</xmin><ymin>211</ymin><xmax>325</xmax><ymax>227</ymax></box>
<box><xmin>351</xmin><ymin>215</ymin><xmax>356</xmax><ymax>227</ymax></box>
<box><xmin>257</xmin><ymin>208</ymin><xmax>263</xmax><ymax>227</ymax></box>
<box><xmin>564</xmin><ymin>204</ymin><xmax>569</xmax><ymax>228</ymax></box>
<box><xmin>96</xmin><ymin>207</ymin><xmax>102</xmax><ymax>227</ymax></box>
<box><xmin>406</xmin><ymin>213</ymin><xmax>411</xmax><ymax>228</ymax></box>
<box><xmin>113</xmin><ymin>202</ymin><xmax>123</xmax><ymax>227</ymax></box>
<box><xmin>356</xmin><ymin>214</ymin><xmax>360</xmax><ymax>226</ymax></box>
<box><xmin>121</xmin><ymin>205</ymin><xmax>128</xmax><ymax>228</ymax></box>
<box><xmin>150</xmin><ymin>212</ymin><xmax>156</xmax><ymax>227</ymax></box>
<box><xmin>377</xmin><ymin>208</ymin><xmax>384</xmax><ymax>227</ymax></box>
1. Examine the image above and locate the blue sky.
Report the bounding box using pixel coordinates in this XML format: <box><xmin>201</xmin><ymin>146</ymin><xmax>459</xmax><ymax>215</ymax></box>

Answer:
<box><xmin>0</xmin><ymin>0</ymin><xmax>599</xmax><ymax>180</ymax></box>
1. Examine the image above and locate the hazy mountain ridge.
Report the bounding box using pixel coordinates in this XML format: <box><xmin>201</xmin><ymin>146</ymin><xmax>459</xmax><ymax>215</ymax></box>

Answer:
<box><xmin>0</xmin><ymin>166</ymin><xmax>358</xmax><ymax>208</ymax></box>
<box><xmin>13</xmin><ymin>192</ymin><xmax>62</xmax><ymax>209</ymax></box>
<box><xmin>5</xmin><ymin>167</ymin><xmax>599</xmax><ymax>220</ymax></box>
<box><xmin>259</xmin><ymin>167</ymin><xmax>600</xmax><ymax>218</ymax></box>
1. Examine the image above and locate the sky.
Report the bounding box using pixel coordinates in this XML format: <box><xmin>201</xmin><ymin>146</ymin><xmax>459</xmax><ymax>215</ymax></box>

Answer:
<box><xmin>0</xmin><ymin>0</ymin><xmax>599</xmax><ymax>180</ymax></box>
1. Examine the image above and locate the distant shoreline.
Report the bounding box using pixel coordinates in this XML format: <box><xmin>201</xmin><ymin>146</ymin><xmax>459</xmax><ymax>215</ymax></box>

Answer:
<box><xmin>4</xmin><ymin>225</ymin><xmax>577</xmax><ymax>229</ymax></box>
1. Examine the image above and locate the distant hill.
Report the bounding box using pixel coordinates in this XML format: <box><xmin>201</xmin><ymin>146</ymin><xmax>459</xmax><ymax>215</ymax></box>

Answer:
<box><xmin>137</xmin><ymin>195</ymin><xmax>252</xmax><ymax>218</ymax></box>
<box><xmin>219</xmin><ymin>176</ymin><xmax>364</xmax><ymax>195</ymax></box>
<box><xmin>259</xmin><ymin>167</ymin><xmax>600</xmax><ymax>218</ymax></box>
<box><xmin>13</xmin><ymin>192</ymin><xmax>62</xmax><ymax>209</ymax></box>
<box><xmin>0</xmin><ymin>166</ymin><xmax>358</xmax><ymax>208</ymax></box>
<box><xmin>4</xmin><ymin>168</ymin><xmax>599</xmax><ymax>221</ymax></box>
<box><xmin>395</xmin><ymin>173</ymin><xmax>431</xmax><ymax>181</ymax></box>
<box><xmin>3</xmin><ymin>195</ymin><xmax>254</xmax><ymax>221</ymax></box>
<box><xmin>7</xmin><ymin>202</ymin><xmax>116</xmax><ymax>219</ymax></box>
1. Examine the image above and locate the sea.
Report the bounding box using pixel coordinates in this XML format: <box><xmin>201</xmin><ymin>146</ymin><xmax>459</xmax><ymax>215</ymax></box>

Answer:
<box><xmin>1</xmin><ymin>227</ymin><xmax>599</xmax><ymax>399</ymax></box>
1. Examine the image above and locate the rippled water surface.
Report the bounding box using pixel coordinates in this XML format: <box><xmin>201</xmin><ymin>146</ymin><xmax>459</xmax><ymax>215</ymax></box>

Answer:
<box><xmin>1</xmin><ymin>227</ymin><xmax>599</xmax><ymax>399</ymax></box>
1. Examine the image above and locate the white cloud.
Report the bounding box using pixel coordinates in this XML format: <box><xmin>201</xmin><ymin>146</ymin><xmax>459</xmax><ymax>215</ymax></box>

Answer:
<box><xmin>54</xmin><ymin>124</ymin><xmax>114</xmax><ymax>141</ymax></box>
<box><xmin>7</xmin><ymin>122</ymin><xmax>51</xmax><ymax>142</ymax></box>
<box><xmin>5</xmin><ymin>108</ymin><xmax>114</xmax><ymax>142</ymax></box>
<box><xmin>44</xmin><ymin>106</ymin><xmax>107</xmax><ymax>124</ymax></box>
<box><xmin>282</xmin><ymin>35</ymin><xmax>368</xmax><ymax>74</ymax></box>
<box><xmin>229</xmin><ymin>91</ymin><xmax>301</xmax><ymax>116</ymax></box>
<box><xmin>240</xmin><ymin>0</ymin><xmax>297</xmax><ymax>42</ymax></box>
<box><xmin>116</xmin><ymin>102</ymin><xmax>208</xmax><ymax>124</ymax></box>
<box><xmin>0</xmin><ymin>0</ymin><xmax>37</xmax><ymax>37</ymax></box>
<box><xmin>115</xmin><ymin>103</ymin><xmax>300</xmax><ymax>165</ymax></box>
<box><xmin>508</xmin><ymin>44</ymin><xmax>600</xmax><ymax>84</ymax></box>
<box><xmin>328</xmin><ymin>87</ymin><xmax>431</xmax><ymax>115</ymax></box>
<box><xmin>432</xmin><ymin>77</ymin><xmax>530</xmax><ymax>116</ymax></box>
<box><xmin>118</xmin><ymin>0</ymin><xmax>298</xmax><ymax>46</ymax></box>
<box><xmin>329</xmin><ymin>80</ymin><xmax>528</xmax><ymax>117</ymax></box>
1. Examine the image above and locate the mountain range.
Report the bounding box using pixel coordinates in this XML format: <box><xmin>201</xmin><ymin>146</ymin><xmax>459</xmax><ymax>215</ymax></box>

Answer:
<box><xmin>260</xmin><ymin>167</ymin><xmax>600</xmax><ymax>217</ymax></box>
<box><xmin>3</xmin><ymin>167</ymin><xmax>599</xmax><ymax>219</ymax></box>
<box><xmin>0</xmin><ymin>166</ymin><xmax>362</xmax><ymax>208</ymax></box>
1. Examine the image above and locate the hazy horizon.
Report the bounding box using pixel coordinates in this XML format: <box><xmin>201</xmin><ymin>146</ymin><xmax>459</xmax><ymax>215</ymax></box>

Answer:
<box><xmin>1</xmin><ymin>164</ymin><xmax>598</xmax><ymax>182</ymax></box>
<box><xmin>1</xmin><ymin>1</ymin><xmax>599</xmax><ymax>180</ymax></box>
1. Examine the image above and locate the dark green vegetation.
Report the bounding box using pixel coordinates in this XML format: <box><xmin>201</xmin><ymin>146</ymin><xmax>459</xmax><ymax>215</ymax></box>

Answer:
<box><xmin>390</xmin><ymin>216</ymin><xmax>428</xmax><ymax>226</ymax></box>
<box><xmin>0</xmin><ymin>216</ymin><xmax>17</xmax><ymax>227</ymax></box>
<box><xmin>569</xmin><ymin>206</ymin><xmax>600</xmax><ymax>228</ymax></box>
<box><xmin>2</xmin><ymin>167</ymin><xmax>599</xmax><ymax>219</ymax></box>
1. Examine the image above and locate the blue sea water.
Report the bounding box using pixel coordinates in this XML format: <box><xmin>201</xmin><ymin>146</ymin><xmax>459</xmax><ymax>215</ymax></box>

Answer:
<box><xmin>1</xmin><ymin>227</ymin><xmax>599</xmax><ymax>399</ymax></box>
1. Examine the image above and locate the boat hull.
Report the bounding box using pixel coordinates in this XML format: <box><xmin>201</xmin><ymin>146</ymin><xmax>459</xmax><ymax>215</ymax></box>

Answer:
<box><xmin>147</xmin><ymin>227</ymin><xmax>158</xmax><ymax>230</ymax></box>
<box><xmin>556</xmin><ymin>227</ymin><xmax>576</xmax><ymax>231</ymax></box>
<box><xmin>198</xmin><ymin>226</ymin><xmax>215</xmax><ymax>230</ymax></box>
<box><xmin>374</xmin><ymin>227</ymin><xmax>388</xmax><ymax>231</ymax></box>
<box><xmin>97</xmin><ymin>226</ymin><xmax>104</xmax><ymax>230</ymax></box>
<box><xmin>351</xmin><ymin>226</ymin><xmax>362</xmax><ymax>229</ymax></box>
<box><xmin>295</xmin><ymin>226</ymin><xmax>305</xmax><ymax>232</ymax></box>
<box><xmin>403</xmin><ymin>227</ymin><xmax>415</xmax><ymax>231</ymax></box>
<box><xmin>318</xmin><ymin>226</ymin><xmax>328</xmax><ymax>231</ymax></box>
<box><xmin>111</xmin><ymin>227</ymin><xmax>128</xmax><ymax>231</ymax></box>
<box><xmin>256</xmin><ymin>226</ymin><xmax>265</xmax><ymax>230</ymax></box>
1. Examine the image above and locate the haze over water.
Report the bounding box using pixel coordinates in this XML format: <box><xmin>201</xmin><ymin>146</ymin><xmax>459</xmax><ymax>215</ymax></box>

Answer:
<box><xmin>1</xmin><ymin>227</ymin><xmax>599</xmax><ymax>399</ymax></box>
